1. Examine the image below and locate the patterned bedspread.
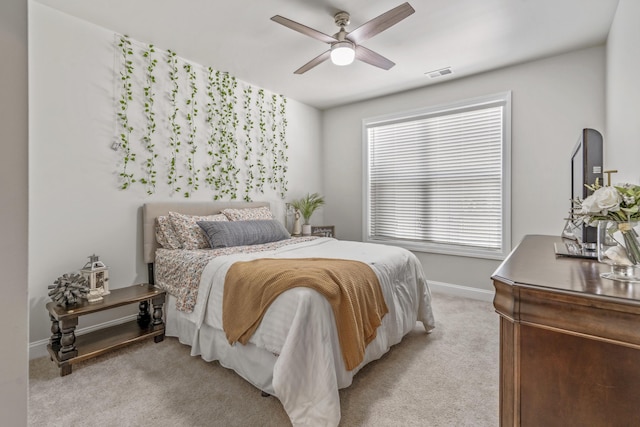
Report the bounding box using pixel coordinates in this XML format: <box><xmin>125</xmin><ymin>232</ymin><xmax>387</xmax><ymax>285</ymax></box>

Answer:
<box><xmin>154</xmin><ymin>236</ymin><xmax>319</xmax><ymax>312</ymax></box>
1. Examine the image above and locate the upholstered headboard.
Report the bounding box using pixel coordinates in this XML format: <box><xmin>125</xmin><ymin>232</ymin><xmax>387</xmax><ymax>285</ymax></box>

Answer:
<box><xmin>142</xmin><ymin>201</ymin><xmax>271</xmax><ymax>265</ymax></box>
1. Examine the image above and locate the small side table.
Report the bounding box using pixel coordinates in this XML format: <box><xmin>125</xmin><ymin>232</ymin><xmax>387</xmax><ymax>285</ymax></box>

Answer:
<box><xmin>46</xmin><ymin>283</ymin><xmax>166</xmax><ymax>376</ymax></box>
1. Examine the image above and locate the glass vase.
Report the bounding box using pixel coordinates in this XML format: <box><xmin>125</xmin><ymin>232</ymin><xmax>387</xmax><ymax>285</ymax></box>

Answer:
<box><xmin>597</xmin><ymin>220</ymin><xmax>640</xmax><ymax>282</ymax></box>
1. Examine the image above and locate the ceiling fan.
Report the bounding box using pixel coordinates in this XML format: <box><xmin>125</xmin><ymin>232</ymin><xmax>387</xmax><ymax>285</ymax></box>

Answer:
<box><xmin>271</xmin><ymin>2</ymin><xmax>415</xmax><ymax>74</ymax></box>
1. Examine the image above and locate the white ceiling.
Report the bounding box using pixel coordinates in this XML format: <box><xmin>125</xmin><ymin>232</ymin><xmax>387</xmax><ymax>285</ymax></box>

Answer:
<box><xmin>34</xmin><ymin>0</ymin><xmax>620</xmax><ymax>110</ymax></box>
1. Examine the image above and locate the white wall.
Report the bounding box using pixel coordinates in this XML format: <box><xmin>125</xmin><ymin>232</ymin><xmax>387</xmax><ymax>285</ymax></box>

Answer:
<box><xmin>606</xmin><ymin>0</ymin><xmax>640</xmax><ymax>184</ymax></box>
<box><xmin>0</xmin><ymin>0</ymin><xmax>28</xmax><ymax>423</ymax></box>
<box><xmin>322</xmin><ymin>46</ymin><xmax>606</xmax><ymax>292</ymax></box>
<box><xmin>28</xmin><ymin>2</ymin><xmax>323</xmax><ymax>348</ymax></box>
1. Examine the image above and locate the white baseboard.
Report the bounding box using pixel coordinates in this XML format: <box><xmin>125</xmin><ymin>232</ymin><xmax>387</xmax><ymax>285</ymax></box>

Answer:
<box><xmin>428</xmin><ymin>280</ymin><xmax>495</xmax><ymax>302</ymax></box>
<box><xmin>29</xmin><ymin>314</ymin><xmax>138</xmax><ymax>360</ymax></box>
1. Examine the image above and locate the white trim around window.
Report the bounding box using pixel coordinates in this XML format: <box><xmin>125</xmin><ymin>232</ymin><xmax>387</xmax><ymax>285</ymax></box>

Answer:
<box><xmin>362</xmin><ymin>92</ymin><xmax>511</xmax><ymax>260</ymax></box>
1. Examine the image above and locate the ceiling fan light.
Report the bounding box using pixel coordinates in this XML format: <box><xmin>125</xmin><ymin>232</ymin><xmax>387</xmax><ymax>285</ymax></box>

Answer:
<box><xmin>330</xmin><ymin>42</ymin><xmax>355</xmax><ymax>66</ymax></box>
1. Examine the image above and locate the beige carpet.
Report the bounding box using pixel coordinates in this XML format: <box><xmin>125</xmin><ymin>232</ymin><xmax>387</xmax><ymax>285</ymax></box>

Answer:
<box><xmin>29</xmin><ymin>292</ymin><xmax>499</xmax><ymax>426</ymax></box>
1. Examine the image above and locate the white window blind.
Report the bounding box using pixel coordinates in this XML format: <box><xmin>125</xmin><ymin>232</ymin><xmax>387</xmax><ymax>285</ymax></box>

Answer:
<box><xmin>364</xmin><ymin>93</ymin><xmax>511</xmax><ymax>259</ymax></box>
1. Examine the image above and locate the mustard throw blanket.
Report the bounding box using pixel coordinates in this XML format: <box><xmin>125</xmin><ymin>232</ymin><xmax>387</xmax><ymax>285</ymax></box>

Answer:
<box><xmin>223</xmin><ymin>258</ymin><xmax>388</xmax><ymax>371</ymax></box>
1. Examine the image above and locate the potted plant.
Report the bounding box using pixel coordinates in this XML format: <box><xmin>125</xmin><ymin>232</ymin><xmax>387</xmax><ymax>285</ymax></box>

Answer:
<box><xmin>291</xmin><ymin>192</ymin><xmax>325</xmax><ymax>235</ymax></box>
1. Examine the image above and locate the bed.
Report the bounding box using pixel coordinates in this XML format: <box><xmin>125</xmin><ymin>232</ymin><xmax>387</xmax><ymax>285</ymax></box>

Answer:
<box><xmin>142</xmin><ymin>201</ymin><xmax>435</xmax><ymax>426</ymax></box>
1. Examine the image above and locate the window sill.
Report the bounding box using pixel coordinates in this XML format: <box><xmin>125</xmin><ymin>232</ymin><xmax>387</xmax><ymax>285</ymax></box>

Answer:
<box><xmin>364</xmin><ymin>237</ymin><xmax>508</xmax><ymax>261</ymax></box>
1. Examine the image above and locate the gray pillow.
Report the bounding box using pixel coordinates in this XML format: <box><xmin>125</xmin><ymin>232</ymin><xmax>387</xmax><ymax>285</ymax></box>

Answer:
<box><xmin>197</xmin><ymin>219</ymin><xmax>290</xmax><ymax>248</ymax></box>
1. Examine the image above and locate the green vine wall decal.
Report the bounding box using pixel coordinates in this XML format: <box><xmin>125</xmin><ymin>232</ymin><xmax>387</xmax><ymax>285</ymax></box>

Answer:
<box><xmin>220</xmin><ymin>72</ymin><xmax>239</xmax><ymax>200</ymax></box>
<box><xmin>268</xmin><ymin>94</ymin><xmax>278</xmax><ymax>190</ymax></box>
<box><xmin>210</xmin><ymin>71</ymin><xmax>240</xmax><ymax>200</ymax></box>
<box><xmin>166</xmin><ymin>49</ymin><xmax>182</xmax><ymax>194</ymax></box>
<box><xmin>256</xmin><ymin>88</ymin><xmax>267</xmax><ymax>195</ymax></box>
<box><xmin>140</xmin><ymin>44</ymin><xmax>158</xmax><ymax>194</ymax></box>
<box><xmin>277</xmin><ymin>95</ymin><xmax>289</xmax><ymax>198</ymax></box>
<box><xmin>204</xmin><ymin>67</ymin><xmax>225</xmax><ymax>199</ymax></box>
<box><xmin>242</xmin><ymin>85</ymin><xmax>255</xmax><ymax>201</ymax></box>
<box><xmin>183</xmin><ymin>62</ymin><xmax>199</xmax><ymax>197</ymax></box>
<box><xmin>116</xmin><ymin>35</ymin><xmax>136</xmax><ymax>189</ymax></box>
<box><xmin>113</xmin><ymin>34</ymin><xmax>289</xmax><ymax>201</ymax></box>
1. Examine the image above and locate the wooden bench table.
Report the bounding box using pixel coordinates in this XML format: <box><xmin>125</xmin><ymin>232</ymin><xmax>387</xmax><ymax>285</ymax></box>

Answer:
<box><xmin>46</xmin><ymin>283</ymin><xmax>166</xmax><ymax>376</ymax></box>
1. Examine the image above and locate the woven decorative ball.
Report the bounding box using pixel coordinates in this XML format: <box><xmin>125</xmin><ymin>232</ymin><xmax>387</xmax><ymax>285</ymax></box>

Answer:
<box><xmin>48</xmin><ymin>272</ymin><xmax>89</xmax><ymax>307</ymax></box>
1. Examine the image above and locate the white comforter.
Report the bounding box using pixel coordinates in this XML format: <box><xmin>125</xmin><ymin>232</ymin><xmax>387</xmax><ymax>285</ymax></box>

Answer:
<box><xmin>168</xmin><ymin>237</ymin><xmax>435</xmax><ymax>426</ymax></box>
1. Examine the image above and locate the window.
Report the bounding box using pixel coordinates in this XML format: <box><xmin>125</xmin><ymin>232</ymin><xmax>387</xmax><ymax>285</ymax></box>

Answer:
<box><xmin>363</xmin><ymin>92</ymin><xmax>511</xmax><ymax>259</ymax></box>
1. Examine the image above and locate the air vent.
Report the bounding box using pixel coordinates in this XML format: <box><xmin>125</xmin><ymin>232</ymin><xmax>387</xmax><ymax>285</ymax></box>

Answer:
<box><xmin>426</xmin><ymin>67</ymin><xmax>453</xmax><ymax>79</ymax></box>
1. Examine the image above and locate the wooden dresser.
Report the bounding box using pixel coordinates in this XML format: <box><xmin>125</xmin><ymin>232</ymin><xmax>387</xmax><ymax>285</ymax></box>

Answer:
<box><xmin>492</xmin><ymin>235</ymin><xmax>640</xmax><ymax>427</ymax></box>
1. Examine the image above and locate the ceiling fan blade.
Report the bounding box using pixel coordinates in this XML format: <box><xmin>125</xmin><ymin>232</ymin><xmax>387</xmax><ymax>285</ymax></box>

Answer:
<box><xmin>294</xmin><ymin>50</ymin><xmax>331</xmax><ymax>74</ymax></box>
<box><xmin>346</xmin><ymin>2</ymin><xmax>415</xmax><ymax>45</ymax></box>
<box><xmin>271</xmin><ymin>15</ymin><xmax>338</xmax><ymax>44</ymax></box>
<box><xmin>355</xmin><ymin>45</ymin><xmax>395</xmax><ymax>70</ymax></box>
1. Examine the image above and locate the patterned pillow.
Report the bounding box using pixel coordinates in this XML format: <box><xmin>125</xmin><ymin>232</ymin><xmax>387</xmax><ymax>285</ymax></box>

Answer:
<box><xmin>221</xmin><ymin>206</ymin><xmax>273</xmax><ymax>221</ymax></box>
<box><xmin>155</xmin><ymin>216</ymin><xmax>182</xmax><ymax>249</ymax></box>
<box><xmin>168</xmin><ymin>212</ymin><xmax>228</xmax><ymax>249</ymax></box>
<box><xmin>197</xmin><ymin>219</ymin><xmax>290</xmax><ymax>248</ymax></box>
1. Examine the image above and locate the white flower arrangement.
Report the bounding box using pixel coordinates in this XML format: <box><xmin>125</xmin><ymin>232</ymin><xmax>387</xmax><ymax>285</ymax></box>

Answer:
<box><xmin>573</xmin><ymin>181</ymin><xmax>640</xmax><ymax>225</ymax></box>
<box><xmin>572</xmin><ymin>180</ymin><xmax>640</xmax><ymax>265</ymax></box>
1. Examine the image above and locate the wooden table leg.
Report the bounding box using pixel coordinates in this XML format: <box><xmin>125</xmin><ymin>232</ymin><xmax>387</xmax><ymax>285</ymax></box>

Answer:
<box><xmin>60</xmin><ymin>362</ymin><xmax>72</xmax><ymax>377</ymax></box>
<box><xmin>49</xmin><ymin>314</ymin><xmax>61</xmax><ymax>355</ymax></box>
<box><xmin>137</xmin><ymin>300</ymin><xmax>151</xmax><ymax>327</ymax></box>
<box><xmin>152</xmin><ymin>294</ymin><xmax>165</xmax><ymax>343</ymax></box>
<box><xmin>58</xmin><ymin>316</ymin><xmax>78</xmax><ymax>370</ymax></box>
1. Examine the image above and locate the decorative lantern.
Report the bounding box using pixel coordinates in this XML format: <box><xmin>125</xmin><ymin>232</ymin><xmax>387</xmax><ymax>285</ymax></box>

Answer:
<box><xmin>81</xmin><ymin>254</ymin><xmax>110</xmax><ymax>302</ymax></box>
